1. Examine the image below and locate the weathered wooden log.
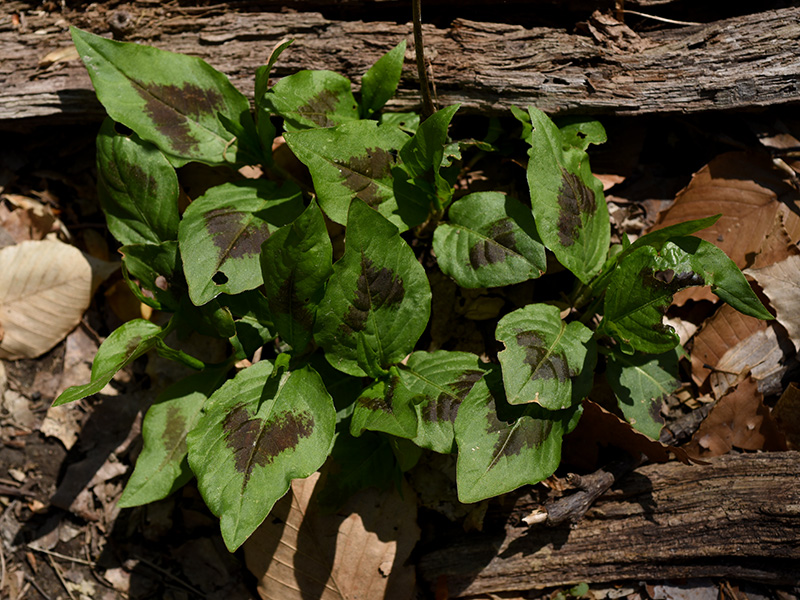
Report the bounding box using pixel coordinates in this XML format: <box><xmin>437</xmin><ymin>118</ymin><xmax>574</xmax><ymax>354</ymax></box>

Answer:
<box><xmin>418</xmin><ymin>451</ymin><xmax>800</xmax><ymax>598</ymax></box>
<box><xmin>2</xmin><ymin>5</ymin><xmax>800</xmax><ymax>124</ymax></box>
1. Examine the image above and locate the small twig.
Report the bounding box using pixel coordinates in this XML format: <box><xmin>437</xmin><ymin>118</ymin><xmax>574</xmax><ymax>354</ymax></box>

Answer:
<box><xmin>659</xmin><ymin>403</ymin><xmax>714</xmax><ymax>446</ymax></box>
<box><xmin>528</xmin><ymin>453</ymin><xmax>644</xmax><ymax>527</ymax></box>
<box><xmin>0</xmin><ymin>535</ymin><xmax>6</xmax><ymax>593</ymax></box>
<box><xmin>17</xmin><ymin>579</ymin><xmax>36</xmax><ymax>600</ymax></box>
<box><xmin>27</xmin><ymin>545</ymin><xmax>96</xmax><ymax>567</ymax></box>
<box><xmin>0</xmin><ymin>484</ymin><xmax>38</xmax><ymax>498</ymax></box>
<box><xmin>412</xmin><ymin>0</ymin><xmax>435</xmax><ymax>119</ymax></box>
<box><xmin>47</xmin><ymin>554</ymin><xmax>77</xmax><ymax>600</ymax></box>
<box><xmin>621</xmin><ymin>9</ymin><xmax>703</xmax><ymax>26</ymax></box>
<box><xmin>133</xmin><ymin>555</ymin><xmax>207</xmax><ymax>598</ymax></box>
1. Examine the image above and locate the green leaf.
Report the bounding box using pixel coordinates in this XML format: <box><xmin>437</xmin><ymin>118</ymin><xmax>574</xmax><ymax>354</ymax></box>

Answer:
<box><xmin>360</xmin><ymin>41</ymin><xmax>406</xmax><ymax>118</ymax></box>
<box><xmin>176</xmin><ymin>295</ymin><xmax>236</xmax><ymax>340</ymax></box>
<box><xmin>178</xmin><ymin>180</ymin><xmax>303</xmax><ymax>305</ymax></box>
<box><xmin>558</xmin><ymin>118</ymin><xmax>607</xmax><ymax>152</ymax></box>
<box><xmin>673</xmin><ymin>236</ymin><xmax>773</xmax><ymax>320</ymax></box>
<box><xmin>53</xmin><ymin>319</ymin><xmax>162</xmax><ymax>406</ymax></box>
<box><xmin>255</xmin><ymin>39</ymin><xmax>293</xmax><ymax>103</ymax></box>
<box><xmin>315</xmin><ymin>199</ymin><xmax>432</xmax><ymax>377</ymax></box>
<box><xmin>263</xmin><ymin>70</ymin><xmax>359</xmax><ymax>131</ymax></box>
<box><xmin>120</xmin><ymin>241</ymin><xmax>181</xmax><ymax>311</ymax></box>
<box><xmin>590</xmin><ymin>215</ymin><xmax>722</xmax><ymax>296</ymax></box>
<box><xmin>284</xmin><ymin>120</ymin><xmax>416</xmax><ymax>229</ymax></box>
<box><xmin>96</xmin><ymin>119</ymin><xmax>180</xmax><ymax>245</ymax></box>
<box><xmin>623</xmin><ymin>215</ymin><xmax>721</xmax><ymax>261</ymax></box>
<box><xmin>395</xmin><ymin>104</ymin><xmax>460</xmax><ymax>213</ymax></box>
<box><xmin>496</xmin><ymin>303</ymin><xmax>595</xmax><ymax>409</ymax></box>
<box><xmin>379</xmin><ymin>111</ymin><xmax>420</xmax><ymax>134</ymax></box>
<box><xmin>187</xmin><ymin>360</ymin><xmax>335</xmax><ymax>551</ymax></box>
<box><xmin>605</xmin><ymin>348</ymin><xmax>680</xmax><ymax>439</ymax></box>
<box><xmin>350</xmin><ymin>369</ymin><xmax>418</xmax><ymax>439</ymax></box>
<box><xmin>525</xmin><ymin>107</ymin><xmax>610</xmax><ymax>284</ymax></box>
<box><xmin>400</xmin><ymin>105</ymin><xmax>460</xmax><ymax>179</ymax></box>
<box><xmin>604</xmin><ymin>237</ymin><xmax>772</xmax><ymax>353</ymax></box>
<box><xmin>261</xmin><ymin>200</ymin><xmax>332</xmax><ymax>353</ymax></box>
<box><xmin>316</xmin><ymin>431</ymin><xmax>397</xmax><ymax>511</ymax></box>
<box><xmin>399</xmin><ymin>351</ymin><xmax>489</xmax><ymax>454</ymax></box>
<box><xmin>254</xmin><ymin>40</ymin><xmax>294</xmax><ymax>164</ymax></box>
<box><xmin>433</xmin><ymin>192</ymin><xmax>546</xmax><ymax>288</ymax></box>
<box><xmin>220</xmin><ymin>291</ymin><xmax>275</xmax><ymax>358</ymax></box>
<box><xmin>118</xmin><ymin>366</ymin><xmax>229</xmax><ymax>507</ymax></box>
<box><xmin>454</xmin><ymin>368</ymin><xmax>575</xmax><ymax>504</ymax></box>
<box><xmin>71</xmin><ymin>27</ymin><xmax>258</xmax><ymax>166</ymax></box>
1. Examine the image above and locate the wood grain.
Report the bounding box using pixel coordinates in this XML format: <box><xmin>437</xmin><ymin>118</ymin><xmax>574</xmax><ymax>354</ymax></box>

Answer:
<box><xmin>3</xmin><ymin>6</ymin><xmax>800</xmax><ymax>122</ymax></box>
<box><xmin>419</xmin><ymin>451</ymin><xmax>800</xmax><ymax>597</ymax></box>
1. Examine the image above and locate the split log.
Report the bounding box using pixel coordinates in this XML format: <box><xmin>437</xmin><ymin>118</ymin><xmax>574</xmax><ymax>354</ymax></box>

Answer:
<box><xmin>2</xmin><ymin>5</ymin><xmax>800</xmax><ymax>123</ymax></box>
<box><xmin>418</xmin><ymin>451</ymin><xmax>800</xmax><ymax>598</ymax></box>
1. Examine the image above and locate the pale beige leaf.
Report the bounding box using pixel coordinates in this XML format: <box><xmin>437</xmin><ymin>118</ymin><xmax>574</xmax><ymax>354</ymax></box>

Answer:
<box><xmin>0</xmin><ymin>240</ymin><xmax>92</xmax><ymax>360</ymax></box>
<box><xmin>745</xmin><ymin>254</ymin><xmax>800</xmax><ymax>352</ymax></box>
<box><xmin>244</xmin><ymin>472</ymin><xmax>419</xmax><ymax>600</ymax></box>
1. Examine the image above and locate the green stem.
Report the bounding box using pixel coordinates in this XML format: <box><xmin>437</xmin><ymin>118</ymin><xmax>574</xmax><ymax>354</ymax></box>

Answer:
<box><xmin>412</xmin><ymin>0</ymin><xmax>435</xmax><ymax>119</ymax></box>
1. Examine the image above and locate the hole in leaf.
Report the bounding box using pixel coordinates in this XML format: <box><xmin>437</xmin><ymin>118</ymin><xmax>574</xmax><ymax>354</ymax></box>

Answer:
<box><xmin>213</xmin><ymin>271</ymin><xmax>228</xmax><ymax>285</ymax></box>
<box><xmin>113</xmin><ymin>121</ymin><xmax>133</xmax><ymax>136</ymax></box>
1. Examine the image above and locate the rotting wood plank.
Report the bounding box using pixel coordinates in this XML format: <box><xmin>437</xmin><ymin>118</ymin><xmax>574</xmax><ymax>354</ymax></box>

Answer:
<box><xmin>418</xmin><ymin>451</ymin><xmax>800</xmax><ymax>598</ymax></box>
<box><xmin>2</xmin><ymin>6</ymin><xmax>800</xmax><ymax>123</ymax></box>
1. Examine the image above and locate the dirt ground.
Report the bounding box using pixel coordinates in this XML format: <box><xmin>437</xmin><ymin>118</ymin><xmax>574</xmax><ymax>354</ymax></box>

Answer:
<box><xmin>2</xmin><ymin>102</ymin><xmax>800</xmax><ymax>600</ymax></box>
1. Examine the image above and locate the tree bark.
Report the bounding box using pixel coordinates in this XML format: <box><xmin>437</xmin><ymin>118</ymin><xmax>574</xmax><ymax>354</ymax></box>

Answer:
<box><xmin>2</xmin><ymin>5</ymin><xmax>800</xmax><ymax>123</ymax></box>
<box><xmin>419</xmin><ymin>451</ymin><xmax>800</xmax><ymax>598</ymax></box>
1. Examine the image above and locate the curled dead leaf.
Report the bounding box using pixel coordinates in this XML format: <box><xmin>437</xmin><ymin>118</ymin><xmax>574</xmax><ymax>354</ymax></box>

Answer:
<box><xmin>0</xmin><ymin>240</ymin><xmax>93</xmax><ymax>360</ymax></box>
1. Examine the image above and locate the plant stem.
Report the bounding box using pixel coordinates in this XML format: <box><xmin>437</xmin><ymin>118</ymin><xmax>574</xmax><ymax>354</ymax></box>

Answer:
<box><xmin>412</xmin><ymin>0</ymin><xmax>435</xmax><ymax>119</ymax></box>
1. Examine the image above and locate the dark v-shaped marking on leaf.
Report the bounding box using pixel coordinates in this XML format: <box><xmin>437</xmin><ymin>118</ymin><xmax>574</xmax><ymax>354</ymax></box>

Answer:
<box><xmin>556</xmin><ymin>167</ymin><xmax>596</xmax><ymax>247</ymax></box>
<box><xmin>338</xmin><ymin>147</ymin><xmax>397</xmax><ymax>208</ymax></box>
<box><xmin>204</xmin><ymin>206</ymin><xmax>271</xmax><ymax>269</ymax></box>
<box><xmin>341</xmin><ymin>252</ymin><xmax>405</xmax><ymax>338</ymax></box>
<box><xmin>223</xmin><ymin>403</ymin><xmax>314</xmax><ymax>490</ymax></box>
<box><xmin>130</xmin><ymin>78</ymin><xmax>228</xmax><ymax>155</ymax></box>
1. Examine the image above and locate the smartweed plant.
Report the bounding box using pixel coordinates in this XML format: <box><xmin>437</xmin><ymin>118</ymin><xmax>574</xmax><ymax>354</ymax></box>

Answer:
<box><xmin>58</xmin><ymin>28</ymin><xmax>773</xmax><ymax>551</ymax></box>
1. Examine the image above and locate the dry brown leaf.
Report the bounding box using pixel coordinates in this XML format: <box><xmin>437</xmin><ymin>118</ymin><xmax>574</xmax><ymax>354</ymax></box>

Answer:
<box><xmin>244</xmin><ymin>472</ymin><xmax>419</xmax><ymax>600</ymax></box>
<box><xmin>1</xmin><ymin>194</ymin><xmax>62</xmax><ymax>241</ymax></box>
<box><xmin>652</xmin><ymin>151</ymin><xmax>794</xmax><ymax>305</ymax></box>
<box><xmin>745</xmin><ymin>254</ymin><xmax>800</xmax><ymax>352</ymax></box>
<box><xmin>0</xmin><ymin>240</ymin><xmax>93</xmax><ymax>360</ymax></box>
<box><xmin>689</xmin><ymin>301</ymin><xmax>793</xmax><ymax>399</ymax></box>
<box><xmin>773</xmin><ymin>382</ymin><xmax>800</xmax><ymax>450</ymax></box>
<box><xmin>691</xmin><ymin>303</ymin><xmax>767</xmax><ymax>388</ymax></box>
<box><xmin>562</xmin><ymin>400</ymin><xmax>691</xmax><ymax>470</ymax></box>
<box><xmin>750</xmin><ymin>209</ymin><xmax>800</xmax><ymax>269</ymax></box>
<box><xmin>685</xmin><ymin>377</ymin><xmax>786</xmax><ymax>459</ymax></box>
